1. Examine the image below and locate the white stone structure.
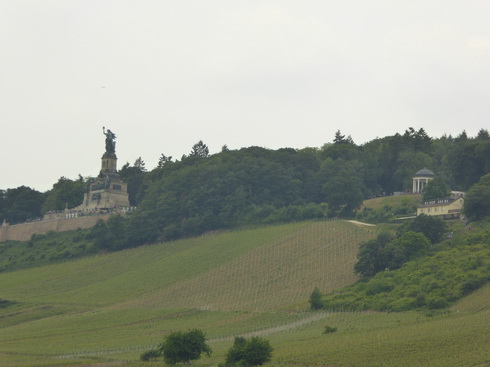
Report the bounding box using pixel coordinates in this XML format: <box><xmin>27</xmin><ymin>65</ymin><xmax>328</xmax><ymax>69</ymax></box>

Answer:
<box><xmin>412</xmin><ymin>168</ymin><xmax>435</xmax><ymax>193</ymax></box>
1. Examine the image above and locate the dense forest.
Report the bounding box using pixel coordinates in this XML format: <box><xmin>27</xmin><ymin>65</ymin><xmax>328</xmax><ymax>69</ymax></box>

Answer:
<box><xmin>2</xmin><ymin>128</ymin><xmax>490</xmax><ymax>249</ymax></box>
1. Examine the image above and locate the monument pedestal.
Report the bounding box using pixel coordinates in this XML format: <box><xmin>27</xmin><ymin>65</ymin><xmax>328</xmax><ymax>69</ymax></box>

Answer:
<box><xmin>76</xmin><ymin>152</ymin><xmax>130</xmax><ymax>211</ymax></box>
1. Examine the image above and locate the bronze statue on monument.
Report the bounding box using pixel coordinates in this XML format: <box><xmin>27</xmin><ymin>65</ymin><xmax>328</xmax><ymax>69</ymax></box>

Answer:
<box><xmin>103</xmin><ymin>126</ymin><xmax>116</xmax><ymax>154</ymax></box>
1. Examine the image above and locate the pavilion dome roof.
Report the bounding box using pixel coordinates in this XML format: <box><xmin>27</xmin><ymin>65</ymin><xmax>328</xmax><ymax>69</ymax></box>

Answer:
<box><xmin>413</xmin><ymin>168</ymin><xmax>435</xmax><ymax>178</ymax></box>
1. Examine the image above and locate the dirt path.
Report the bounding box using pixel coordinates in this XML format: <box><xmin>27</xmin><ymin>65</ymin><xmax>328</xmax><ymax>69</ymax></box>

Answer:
<box><xmin>212</xmin><ymin>312</ymin><xmax>329</xmax><ymax>342</ymax></box>
<box><xmin>347</xmin><ymin>220</ymin><xmax>376</xmax><ymax>227</ymax></box>
<box><xmin>56</xmin><ymin>312</ymin><xmax>330</xmax><ymax>359</ymax></box>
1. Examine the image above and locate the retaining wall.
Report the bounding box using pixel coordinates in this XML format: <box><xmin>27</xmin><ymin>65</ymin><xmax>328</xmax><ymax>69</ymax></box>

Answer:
<box><xmin>0</xmin><ymin>215</ymin><xmax>111</xmax><ymax>242</ymax></box>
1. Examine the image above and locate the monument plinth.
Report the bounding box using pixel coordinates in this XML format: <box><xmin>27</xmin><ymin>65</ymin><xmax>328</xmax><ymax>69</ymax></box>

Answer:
<box><xmin>76</xmin><ymin>127</ymin><xmax>130</xmax><ymax>211</ymax></box>
<box><xmin>101</xmin><ymin>152</ymin><xmax>118</xmax><ymax>175</ymax></box>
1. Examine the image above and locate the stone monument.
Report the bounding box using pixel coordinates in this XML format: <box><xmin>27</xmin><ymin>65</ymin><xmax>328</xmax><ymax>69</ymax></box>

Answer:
<box><xmin>76</xmin><ymin>127</ymin><xmax>130</xmax><ymax>211</ymax></box>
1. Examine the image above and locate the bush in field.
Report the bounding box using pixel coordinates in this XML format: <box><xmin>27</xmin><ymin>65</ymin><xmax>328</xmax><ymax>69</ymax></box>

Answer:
<box><xmin>0</xmin><ymin>299</ymin><xmax>15</xmax><ymax>308</ymax></box>
<box><xmin>140</xmin><ymin>349</ymin><xmax>159</xmax><ymax>361</ymax></box>
<box><xmin>158</xmin><ymin>329</ymin><xmax>211</xmax><ymax>365</ymax></box>
<box><xmin>309</xmin><ymin>287</ymin><xmax>324</xmax><ymax>310</ymax></box>
<box><xmin>323</xmin><ymin>325</ymin><xmax>337</xmax><ymax>334</ymax></box>
<box><xmin>224</xmin><ymin>336</ymin><xmax>273</xmax><ymax>367</ymax></box>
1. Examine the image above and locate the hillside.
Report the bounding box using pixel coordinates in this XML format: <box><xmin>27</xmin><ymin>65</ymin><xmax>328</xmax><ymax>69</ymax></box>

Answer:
<box><xmin>0</xmin><ymin>220</ymin><xmax>375</xmax><ymax>365</ymax></box>
<box><xmin>1</xmin><ymin>219</ymin><xmax>489</xmax><ymax>367</ymax></box>
<box><xmin>451</xmin><ymin>282</ymin><xmax>490</xmax><ymax>313</ymax></box>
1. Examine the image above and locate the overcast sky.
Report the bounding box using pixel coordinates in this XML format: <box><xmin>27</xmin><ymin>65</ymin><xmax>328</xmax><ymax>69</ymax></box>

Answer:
<box><xmin>1</xmin><ymin>1</ymin><xmax>490</xmax><ymax>192</ymax></box>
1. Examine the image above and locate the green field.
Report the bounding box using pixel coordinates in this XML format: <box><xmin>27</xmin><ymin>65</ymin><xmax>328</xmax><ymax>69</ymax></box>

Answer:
<box><xmin>1</xmin><ymin>220</ymin><xmax>489</xmax><ymax>366</ymax></box>
<box><xmin>361</xmin><ymin>195</ymin><xmax>421</xmax><ymax>211</ymax></box>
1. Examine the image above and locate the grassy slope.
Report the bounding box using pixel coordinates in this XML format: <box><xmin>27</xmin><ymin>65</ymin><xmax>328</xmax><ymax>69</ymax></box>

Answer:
<box><xmin>0</xmin><ymin>220</ymin><xmax>374</xmax><ymax>364</ymax></box>
<box><xmin>361</xmin><ymin>194</ymin><xmax>421</xmax><ymax>211</ymax></box>
<box><xmin>0</xmin><ymin>220</ymin><xmax>489</xmax><ymax>366</ymax></box>
<box><xmin>451</xmin><ymin>282</ymin><xmax>490</xmax><ymax>312</ymax></box>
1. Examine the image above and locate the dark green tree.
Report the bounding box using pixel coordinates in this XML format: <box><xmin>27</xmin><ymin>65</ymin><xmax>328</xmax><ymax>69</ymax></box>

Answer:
<box><xmin>105</xmin><ymin>214</ymin><xmax>127</xmax><ymax>250</ymax></box>
<box><xmin>464</xmin><ymin>173</ymin><xmax>490</xmax><ymax>220</ymax></box>
<box><xmin>2</xmin><ymin>186</ymin><xmax>44</xmax><ymax>224</ymax></box>
<box><xmin>398</xmin><ymin>214</ymin><xmax>447</xmax><ymax>244</ymax></box>
<box><xmin>190</xmin><ymin>140</ymin><xmax>210</xmax><ymax>157</ymax></box>
<box><xmin>455</xmin><ymin>130</ymin><xmax>468</xmax><ymax>142</ymax></box>
<box><xmin>88</xmin><ymin>219</ymin><xmax>110</xmax><ymax>250</ymax></box>
<box><xmin>450</xmin><ymin>139</ymin><xmax>489</xmax><ymax>190</ymax></box>
<box><xmin>321</xmin><ymin>159</ymin><xmax>365</xmax><ymax>217</ymax></box>
<box><xmin>140</xmin><ymin>349</ymin><xmax>159</xmax><ymax>361</ymax></box>
<box><xmin>476</xmin><ymin>128</ymin><xmax>490</xmax><ymax>140</ymax></box>
<box><xmin>119</xmin><ymin>160</ymin><xmax>147</xmax><ymax>206</ymax></box>
<box><xmin>422</xmin><ymin>176</ymin><xmax>450</xmax><ymax>201</ymax></box>
<box><xmin>225</xmin><ymin>336</ymin><xmax>273</xmax><ymax>367</ymax></box>
<box><xmin>157</xmin><ymin>153</ymin><xmax>173</xmax><ymax>168</ymax></box>
<box><xmin>309</xmin><ymin>287</ymin><xmax>324</xmax><ymax>310</ymax></box>
<box><xmin>354</xmin><ymin>232</ymin><xmax>394</xmax><ymax>278</ymax></box>
<box><xmin>333</xmin><ymin>130</ymin><xmax>353</xmax><ymax>145</ymax></box>
<box><xmin>158</xmin><ymin>329</ymin><xmax>211</xmax><ymax>365</ymax></box>
<box><xmin>42</xmin><ymin>176</ymin><xmax>85</xmax><ymax>212</ymax></box>
<box><xmin>385</xmin><ymin>231</ymin><xmax>431</xmax><ymax>269</ymax></box>
<box><xmin>402</xmin><ymin>127</ymin><xmax>432</xmax><ymax>153</ymax></box>
<box><xmin>133</xmin><ymin>157</ymin><xmax>147</xmax><ymax>171</ymax></box>
<box><xmin>125</xmin><ymin>210</ymin><xmax>160</xmax><ymax>247</ymax></box>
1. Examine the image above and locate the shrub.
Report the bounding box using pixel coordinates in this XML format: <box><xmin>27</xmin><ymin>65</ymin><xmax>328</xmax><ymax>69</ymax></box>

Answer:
<box><xmin>309</xmin><ymin>287</ymin><xmax>324</xmax><ymax>310</ymax></box>
<box><xmin>323</xmin><ymin>325</ymin><xmax>337</xmax><ymax>334</ymax></box>
<box><xmin>140</xmin><ymin>349</ymin><xmax>159</xmax><ymax>361</ymax></box>
<box><xmin>225</xmin><ymin>336</ymin><xmax>273</xmax><ymax>367</ymax></box>
<box><xmin>365</xmin><ymin>278</ymin><xmax>394</xmax><ymax>295</ymax></box>
<box><xmin>426</xmin><ymin>296</ymin><xmax>449</xmax><ymax>309</ymax></box>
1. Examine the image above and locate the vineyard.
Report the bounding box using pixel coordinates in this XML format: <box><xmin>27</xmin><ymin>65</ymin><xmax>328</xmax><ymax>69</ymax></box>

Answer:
<box><xmin>0</xmin><ymin>220</ymin><xmax>489</xmax><ymax>366</ymax></box>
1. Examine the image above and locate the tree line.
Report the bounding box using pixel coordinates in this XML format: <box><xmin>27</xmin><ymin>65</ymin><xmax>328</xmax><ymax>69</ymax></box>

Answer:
<box><xmin>2</xmin><ymin>128</ymin><xmax>490</xmax><ymax>246</ymax></box>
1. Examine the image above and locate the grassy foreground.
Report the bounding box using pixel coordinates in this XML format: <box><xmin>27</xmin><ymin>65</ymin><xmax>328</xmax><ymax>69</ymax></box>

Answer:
<box><xmin>0</xmin><ymin>220</ymin><xmax>489</xmax><ymax>366</ymax></box>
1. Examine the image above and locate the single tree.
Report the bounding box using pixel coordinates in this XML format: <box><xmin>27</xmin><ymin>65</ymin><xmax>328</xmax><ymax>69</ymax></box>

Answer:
<box><xmin>225</xmin><ymin>336</ymin><xmax>273</xmax><ymax>367</ymax></box>
<box><xmin>2</xmin><ymin>186</ymin><xmax>44</xmax><ymax>224</ymax></box>
<box><xmin>190</xmin><ymin>140</ymin><xmax>210</xmax><ymax>157</ymax></box>
<box><xmin>354</xmin><ymin>232</ymin><xmax>394</xmax><ymax>278</ymax></box>
<box><xmin>158</xmin><ymin>329</ymin><xmax>211</xmax><ymax>365</ymax></box>
<box><xmin>333</xmin><ymin>130</ymin><xmax>353</xmax><ymax>145</ymax></box>
<box><xmin>157</xmin><ymin>153</ymin><xmax>173</xmax><ymax>168</ymax></box>
<box><xmin>476</xmin><ymin>128</ymin><xmax>490</xmax><ymax>140</ymax></box>
<box><xmin>309</xmin><ymin>287</ymin><xmax>324</xmax><ymax>310</ymax></box>
<box><xmin>119</xmin><ymin>161</ymin><xmax>147</xmax><ymax>206</ymax></box>
<box><xmin>398</xmin><ymin>214</ymin><xmax>447</xmax><ymax>244</ymax></box>
<box><xmin>133</xmin><ymin>157</ymin><xmax>147</xmax><ymax>171</ymax></box>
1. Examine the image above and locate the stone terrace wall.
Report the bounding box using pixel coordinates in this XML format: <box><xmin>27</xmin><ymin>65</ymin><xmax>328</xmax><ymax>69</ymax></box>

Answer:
<box><xmin>0</xmin><ymin>215</ymin><xmax>111</xmax><ymax>242</ymax></box>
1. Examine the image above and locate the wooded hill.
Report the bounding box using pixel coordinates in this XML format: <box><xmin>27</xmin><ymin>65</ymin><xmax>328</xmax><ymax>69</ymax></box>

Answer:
<box><xmin>2</xmin><ymin>127</ymin><xmax>490</xmax><ymax>365</ymax></box>
<box><xmin>2</xmin><ymin>127</ymin><xmax>490</xmax><ymax>246</ymax></box>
